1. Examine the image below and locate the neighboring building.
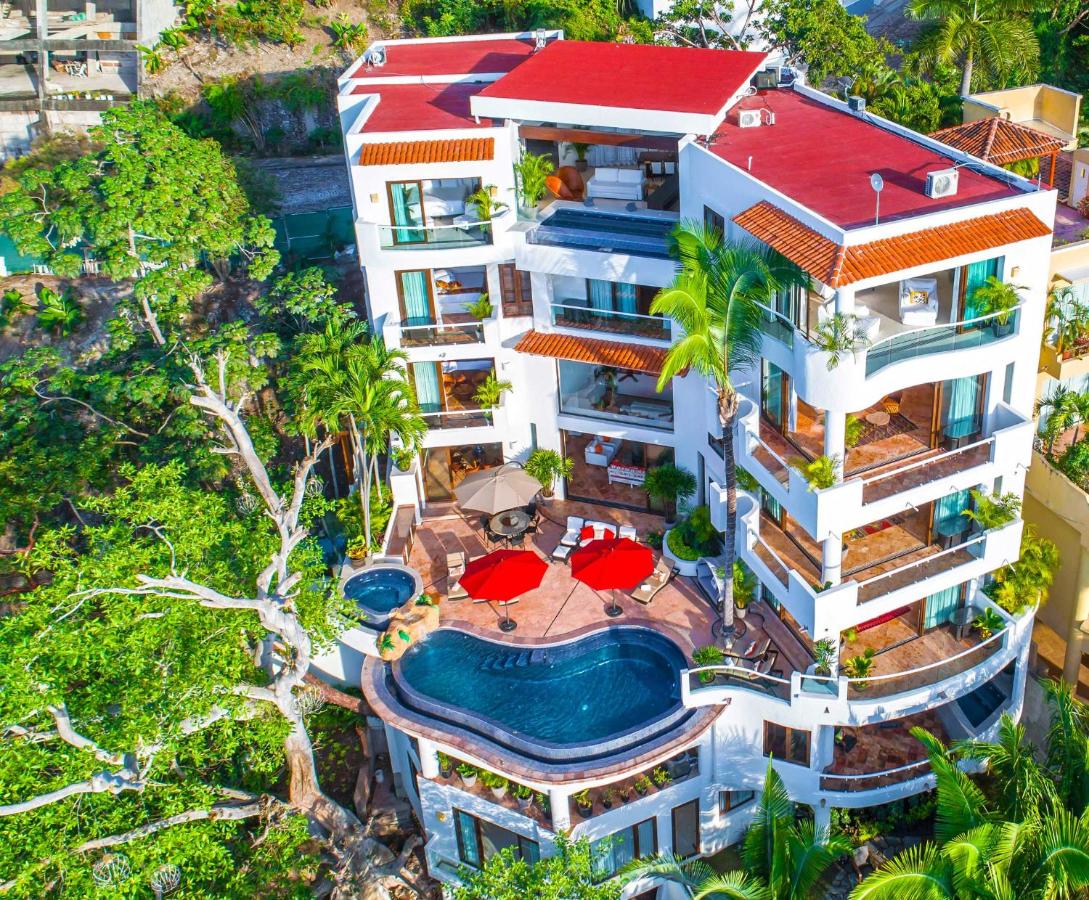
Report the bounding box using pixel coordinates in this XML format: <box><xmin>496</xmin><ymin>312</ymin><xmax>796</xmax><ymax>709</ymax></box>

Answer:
<box><xmin>334</xmin><ymin>33</ymin><xmax>1054</xmax><ymax>891</ymax></box>
<box><xmin>0</xmin><ymin>0</ymin><xmax>177</xmax><ymax>158</ymax></box>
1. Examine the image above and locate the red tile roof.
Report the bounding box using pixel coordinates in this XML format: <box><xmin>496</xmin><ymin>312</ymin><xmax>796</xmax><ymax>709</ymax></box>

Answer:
<box><xmin>347</xmin><ymin>37</ymin><xmax>539</xmax><ymax>79</ymax></box>
<box><xmin>514</xmin><ymin>330</ymin><xmax>668</xmax><ymax>375</ymax></box>
<box><xmin>734</xmin><ymin>200</ymin><xmax>1051</xmax><ymax>287</ymax></box>
<box><xmin>358</xmin><ymin>137</ymin><xmax>494</xmax><ymax>166</ymax></box>
<box><xmin>930</xmin><ymin>117</ymin><xmax>1066</xmax><ymax>165</ymax></box>
<box><xmin>710</xmin><ymin>90</ymin><xmax>1017</xmax><ymax>228</ymax></box>
<box><xmin>353</xmin><ymin>82</ymin><xmax>492</xmax><ymax>133</ymax></box>
<box><xmin>478</xmin><ymin>41</ymin><xmax>767</xmax><ymax>116</ymax></box>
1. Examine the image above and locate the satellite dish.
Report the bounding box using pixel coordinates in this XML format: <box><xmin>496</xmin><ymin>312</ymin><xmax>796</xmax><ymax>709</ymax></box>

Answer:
<box><xmin>870</xmin><ymin>173</ymin><xmax>884</xmax><ymax>193</ymax></box>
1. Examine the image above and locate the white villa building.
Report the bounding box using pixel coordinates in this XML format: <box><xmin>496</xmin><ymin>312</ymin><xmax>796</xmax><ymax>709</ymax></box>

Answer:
<box><xmin>333</xmin><ymin>33</ymin><xmax>1055</xmax><ymax>892</ymax></box>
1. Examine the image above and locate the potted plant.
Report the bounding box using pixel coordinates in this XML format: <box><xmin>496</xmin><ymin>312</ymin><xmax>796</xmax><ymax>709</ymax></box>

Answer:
<box><xmin>652</xmin><ymin>767</ymin><xmax>672</xmax><ymax>788</ymax></box>
<box><xmin>456</xmin><ymin>763</ymin><xmax>478</xmax><ymax>788</ymax></box>
<box><xmin>467</xmin><ymin>185</ymin><xmax>506</xmax><ymax>226</ymax></box>
<box><xmin>619</xmin><ymin>785</ymin><xmax>632</xmax><ymax>804</ymax></box>
<box><xmin>572</xmin><ymin>142</ymin><xmax>590</xmax><ymax>172</ymax></box>
<box><xmin>845</xmin><ymin>413</ymin><xmax>866</xmax><ymax>449</ymax></box>
<box><xmin>391</xmin><ymin>447</ymin><xmax>416</xmax><ymax>472</ymax></box>
<box><xmin>601</xmin><ymin>787</ymin><xmax>618</xmax><ymax>810</ymax></box>
<box><xmin>346</xmin><ymin>535</ymin><xmax>369</xmax><ymax>568</ymax></box>
<box><xmin>437</xmin><ymin>752</ymin><xmax>453</xmax><ymax>778</ymax></box>
<box><xmin>812</xmin><ymin>638</ymin><xmax>836</xmax><ymax>677</ymax></box>
<box><xmin>644</xmin><ymin>463</ymin><xmax>697</xmax><ymax>526</ymax></box>
<box><xmin>480</xmin><ymin>770</ymin><xmax>508</xmax><ymax>799</ymax></box>
<box><xmin>513</xmin><ymin>151</ymin><xmax>554</xmax><ymax>218</ymax></box>
<box><xmin>464</xmin><ymin>293</ymin><xmax>493</xmax><ymax>321</ymax></box>
<box><xmin>692</xmin><ymin>644</ymin><xmax>726</xmax><ymax>684</ymax></box>
<box><xmin>472</xmin><ymin>373</ymin><xmax>513</xmax><ymax>409</ymax></box>
<box><xmin>574</xmin><ymin>789</ymin><xmax>593</xmax><ymax>817</ymax></box>
<box><xmin>733</xmin><ymin>561</ymin><xmax>755</xmax><ymax>619</ymax></box>
<box><xmin>970</xmin><ymin>276</ymin><xmax>1023</xmax><ymax>337</ymax></box>
<box><xmin>795</xmin><ymin>454</ymin><xmax>839</xmax><ymax>491</ymax></box>
<box><xmin>961</xmin><ymin>489</ymin><xmax>1021</xmax><ymax>532</ymax></box>
<box><xmin>513</xmin><ymin>783</ymin><xmax>533</xmax><ymax>811</ymax></box>
<box><xmin>840</xmin><ymin>626</ymin><xmax>858</xmax><ymax>644</ymax></box>
<box><xmin>842</xmin><ymin>647</ymin><xmax>876</xmax><ymax>687</ymax></box>
<box><xmin>646</xmin><ymin>531</ymin><xmax>663</xmax><ymax>550</ymax></box>
<box><xmin>524</xmin><ymin>448</ymin><xmax>574</xmax><ymax>499</ymax></box>
<box><xmin>634</xmin><ymin>775</ymin><xmax>653</xmax><ymax>797</ymax></box>
<box><xmin>972</xmin><ymin>607</ymin><xmax>1005</xmax><ymax>640</ymax></box>
<box><xmin>813</xmin><ymin>313</ymin><xmax>870</xmax><ymax>370</ymax></box>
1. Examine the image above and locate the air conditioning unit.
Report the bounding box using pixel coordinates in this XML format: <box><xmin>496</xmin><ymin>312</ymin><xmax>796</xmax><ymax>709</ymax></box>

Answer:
<box><xmin>737</xmin><ymin>109</ymin><xmax>762</xmax><ymax>128</ymax></box>
<box><xmin>925</xmin><ymin>167</ymin><xmax>959</xmax><ymax>199</ymax></box>
<box><xmin>365</xmin><ymin>45</ymin><xmax>386</xmax><ymax>67</ymax></box>
<box><xmin>754</xmin><ymin>70</ymin><xmax>777</xmax><ymax>90</ymax></box>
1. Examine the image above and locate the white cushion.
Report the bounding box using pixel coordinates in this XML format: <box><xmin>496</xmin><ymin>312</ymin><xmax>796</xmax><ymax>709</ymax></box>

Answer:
<box><xmin>594</xmin><ymin>167</ymin><xmax>620</xmax><ymax>183</ymax></box>
<box><xmin>616</xmin><ymin>168</ymin><xmax>643</xmax><ymax>185</ymax></box>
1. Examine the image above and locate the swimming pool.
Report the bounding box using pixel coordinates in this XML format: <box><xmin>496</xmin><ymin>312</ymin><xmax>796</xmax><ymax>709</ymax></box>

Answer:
<box><xmin>956</xmin><ymin>679</ymin><xmax>1007</xmax><ymax>728</ymax></box>
<box><xmin>391</xmin><ymin>627</ymin><xmax>690</xmax><ymax>761</ymax></box>
<box><xmin>528</xmin><ymin>208</ymin><xmax>676</xmax><ymax>258</ymax></box>
<box><xmin>343</xmin><ymin>566</ymin><xmax>418</xmax><ymax>626</ymax></box>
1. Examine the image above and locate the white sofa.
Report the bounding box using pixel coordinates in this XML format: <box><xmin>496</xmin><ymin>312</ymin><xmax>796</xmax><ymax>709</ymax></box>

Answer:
<box><xmin>424</xmin><ymin>180</ymin><xmax>469</xmax><ymax>217</ymax></box>
<box><xmin>584</xmin><ymin>436</ymin><xmax>618</xmax><ymax>466</ymax></box>
<box><xmin>586</xmin><ymin>167</ymin><xmax>644</xmax><ymax>201</ymax></box>
<box><xmin>898</xmin><ymin>277</ymin><xmax>939</xmax><ymax>327</ymax></box>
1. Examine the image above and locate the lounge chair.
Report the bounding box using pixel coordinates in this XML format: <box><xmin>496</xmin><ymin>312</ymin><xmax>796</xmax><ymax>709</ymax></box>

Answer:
<box><xmin>560</xmin><ymin>516</ymin><xmax>584</xmax><ymax>547</ymax></box>
<box><xmin>632</xmin><ymin>559</ymin><xmax>675</xmax><ymax>605</ymax></box>
<box><xmin>446</xmin><ymin>551</ymin><xmax>468</xmax><ymax>601</ymax></box>
<box><xmin>618</xmin><ymin>525</ymin><xmax>637</xmax><ymax>540</ymax></box>
<box><xmin>551</xmin><ymin>543</ymin><xmax>573</xmax><ymax>563</ymax></box>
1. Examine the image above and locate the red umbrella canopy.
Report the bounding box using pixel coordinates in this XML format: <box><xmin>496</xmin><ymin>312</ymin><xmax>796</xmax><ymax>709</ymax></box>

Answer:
<box><xmin>570</xmin><ymin>538</ymin><xmax>654</xmax><ymax>592</ymax></box>
<box><xmin>460</xmin><ymin>550</ymin><xmax>548</xmax><ymax>603</ymax></box>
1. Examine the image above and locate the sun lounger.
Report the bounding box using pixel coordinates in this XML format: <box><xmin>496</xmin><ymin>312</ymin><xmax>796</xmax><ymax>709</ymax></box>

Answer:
<box><xmin>726</xmin><ymin>636</ymin><xmax>771</xmax><ymax>661</ymax></box>
<box><xmin>551</xmin><ymin>543</ymin><xmax>573</xmax><ymax>562</ymax></box>
<box><xmin>560</xmin><ymin>516</ymin><xmax>584</xmax><ymax>547</ymax></box>
<box><xmin>446</xmin><ymin>551</ymin><xmax>468</xmax><ymax>600</ymax></box>
<box><xmin>632</xmin><ymin>559</ymin><xmax>675</xmax><ymax>604</ymax></box>
<box><xmin>618</xmin><ymin>525</ymin><xmax>637</xmax><ymax>540</ymax></box>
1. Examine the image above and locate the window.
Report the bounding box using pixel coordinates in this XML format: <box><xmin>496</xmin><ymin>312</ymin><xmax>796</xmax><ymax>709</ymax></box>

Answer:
<box><xmin>1003</xmin><ymin>362</ymin><xmax>1015</xmax><ymax>404</ymax></box>
<box><xmin>453</xmin><ymin>809</ymin><xmax>539</xmax><ymax>869</ymax></box>
<box><xmin>671</xmin><ymin>799</ymin><xmax>700</xmax><ymax>859</ymax></box>
<box><xmin>499</xmin><ymin>263</ymin><xmax>532</xmax><ymax>316</ymax></box>
<box><xmin>591</xmin><ymin>817</ymin><xmax>656</xmax><ymax>880</ymax></box>
<box><xmin>704</xmin><ymin>205</ymin><xmax>725</xmax><ymax>236</ymax></box>
<box><xmin>764</xmin><ymin>722</ymin><xmax>811</xmax><ymax>766</ymax></box>
<box><xmin>719</xmin><ymin>790</ymin><xmax>755</xmax><ymax>814</ymax></box>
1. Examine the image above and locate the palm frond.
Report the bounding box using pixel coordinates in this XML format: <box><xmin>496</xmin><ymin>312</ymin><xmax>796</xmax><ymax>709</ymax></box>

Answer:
<box><xmin>619</xmin><ymin>851</ymin><xmax>710</xmax><ymax>894</ymax></box>
<box><xmin>910</xmin><ymin>726</ymin><xmax>991</xmax><ymax>844</ymax></box>
<box><xmin>784</xmin><ymin>818</ymin><xmax>852</xmax><ymax>899</ymax></box>
<box><xmin>741</xmin><ymin>762</ymin><xmax>794</xmax><ymax>883</ymax></box>
<box><xmin>849</xmin><ymin>842</ymin><xmax>954</xmax><ymax>900</ymax></box>
<box><xmin>691</xmin><ymin>870</ymin><xmax>772</xmax><ymax>900</ymax></box>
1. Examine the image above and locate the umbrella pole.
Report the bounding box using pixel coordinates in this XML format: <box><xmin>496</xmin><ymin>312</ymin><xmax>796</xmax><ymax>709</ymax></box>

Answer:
<box><xmin>499</xmin><ymin>601</ymin><xmax>517</xmax><ymax>632</ymax></box>
<box><xmin>606</xmin><ymin>588</ymin><xmax>623</xmax><ymax>618</ymax></box>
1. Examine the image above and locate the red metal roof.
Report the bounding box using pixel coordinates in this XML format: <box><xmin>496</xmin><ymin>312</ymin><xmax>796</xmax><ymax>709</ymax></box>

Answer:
<box><xmin>347</xmin><ymin>37</ymin><xmax>539</xmax><ymax>79</ymax></box>
<box><xmin>514</xmin><ymin>330</ymin><xmax>668</xmax><ymax>375</ymax></box>
<box><xmin>734</xmin><ymin>200</ymin><xmax>1051</xmax><ymax>287</ymax></box>
<box><xmin>710</xmin><ymin>90</ymin><xmax>1017</xmax><ymax>229</ymax></box>
<box><xmin>358</xmin><ymin>137</ymin><xmax>494</xmax><ymax>166</ymax></box>
<box><xmin>930</xmin><ymin>116</ymin><xmax>1065</xmax><ymax>165</ymax></box>
<box><xmin>353</xmin><ymin>82</ymin><xmax>492</xmax><ymax>133</ymax></box>
<box><xmin>478</xmin><ymin>41</ymin><xmax>767</xmax><ymax>115</ymax></box>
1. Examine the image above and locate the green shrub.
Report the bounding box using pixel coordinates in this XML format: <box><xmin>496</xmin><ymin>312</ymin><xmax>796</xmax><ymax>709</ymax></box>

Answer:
<box><xmin>35</xmin><ymin>286</ymin><xmax>82</xmax><ymax>336</ymax></box>
<box><xmin>1058</xmin><ymin>440</ymin><xmax>1089</xmax><ymax>488</ymax></box>
<box><xmin>667</xmin><ymin>506</ymin><xmax>721</xmax><ymax>560</ymax></box>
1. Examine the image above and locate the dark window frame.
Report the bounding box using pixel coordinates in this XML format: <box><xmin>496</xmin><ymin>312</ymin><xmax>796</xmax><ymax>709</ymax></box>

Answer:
<box><xmin>703</xmin><ymin>205</ymin><xmax>725</xmax><ymax>236</ymax></box>
<box><xmin>671</xmin><ymin>798</ymin><xmax>701</xmax><ymax>860</ymax></box>
<box><xmin>763</xmin><ymin>721</ymin><xmax>811</xmax><ymax>766</ymax></box>
<box><xmin>590</xmin><ymin>816</ymin><xmax>658</xmax><ymax>881</ymax></box>
<box><xmin>452</xmin><ymin>808</ymin><xmax>539</xmax><ymax>870</ymax></box>
<box><xmin>719</xmin><ymin>789</ymin><xmax>756</xmax><ymax>814</ymax></box>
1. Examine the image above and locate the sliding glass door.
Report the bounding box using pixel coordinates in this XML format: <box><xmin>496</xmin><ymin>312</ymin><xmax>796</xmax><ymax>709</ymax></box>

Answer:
<box><xmin>761</xmin><ymin>360</ymin><xmax>790</xmax><ymax>433</ymax></box>
<box><xmin>388</xmin><ymin>181</ymin><xmax>425</xmax><ymax>244</ymax></box>
<box><xmin>397</xmin><ymin>270</ymin><xmax>435</xmax><ymax>325</ymax></box>
<box><xmin>960</xmin><ymin>256</ymin><xmax>1003</xmax><ymax>322</ymax></box>
<box><xmin>938</xmin><ymin>374</ymin><xmax>985</xmax><ymax>448</ymax></box>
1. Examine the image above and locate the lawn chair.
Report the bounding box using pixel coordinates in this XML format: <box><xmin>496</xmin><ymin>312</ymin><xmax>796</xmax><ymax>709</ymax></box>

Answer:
<box><xmin>560</xmin><ymin>516</ymin><xmax>584</xmax><ymax>546</ymax></box>
<box><xmin>632</xmin><ymin>559</ymin><xmax>676</xmax><ymax>605</ymax></box>
<box><xmin>446</xmin><ymin>551</ymin><xmax>468</xmax><ymax>601</ymax></box>
<box><xmin>551</xmin><ymin>543</ymin><xmax>573</xmax><ymax>563</ymax></box>
<box><xmin>618</xmin><ymin>524</ymin><xmax>637</xmax><ymax>540</ymax></box>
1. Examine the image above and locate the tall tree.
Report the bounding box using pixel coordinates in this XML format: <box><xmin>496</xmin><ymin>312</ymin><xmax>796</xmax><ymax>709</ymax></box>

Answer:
<box><xmin>652</xmin><ymin>223</ymin><xmax>792</xmax><ymax>640</ymax></box>
<box><xmin>623</xmin><ymin>763</ymin><xmax>850</xmax><ymax>899</ymax></box>
<box><xmin>0</xmin><ymin>102</ymin><xmax>279</xmax><ymax>345</ymax></box>
<box><xmin>908</xmin><ymin>0</ymin><xmax>1040</xmax><ymax>96</ymax></box>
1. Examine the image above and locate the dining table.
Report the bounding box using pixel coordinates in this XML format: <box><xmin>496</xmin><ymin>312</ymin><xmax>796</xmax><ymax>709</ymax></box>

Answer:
<box><xmin>489</xmin><ymin>508</ymin><xmax>531</xmax><ymax>542</ymax></box>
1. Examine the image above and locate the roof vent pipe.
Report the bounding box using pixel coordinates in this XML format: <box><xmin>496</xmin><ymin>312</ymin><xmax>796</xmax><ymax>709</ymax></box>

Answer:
<box><xmin>847</xmin><ymin>95</ymin><xmax>866</xmax><ymax>115</ymax></box>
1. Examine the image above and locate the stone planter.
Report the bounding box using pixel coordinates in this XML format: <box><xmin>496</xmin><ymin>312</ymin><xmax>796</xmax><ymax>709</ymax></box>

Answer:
<box><xmin>516</xmin><ymin>796</ymin><xmax>531</xmax><ymax>812</ymax></box>
<box><xmin>735</xmin><ymin>603</ymin><xmax>749</xmax><ymax>620</ymax></box>
<box><xmin>662</xmin><ymin>528</ymin><xmax>700</xmax><ymax>576</ymax></box>
<box><xmin>460</xmin><ymin>772</ymin><xmax>477</xmax><ymax>788</ymax></box>
<box><xmin>490</xmin><ymin>785</ymin><xmax>507</xmax><ymax>800</ymax></box>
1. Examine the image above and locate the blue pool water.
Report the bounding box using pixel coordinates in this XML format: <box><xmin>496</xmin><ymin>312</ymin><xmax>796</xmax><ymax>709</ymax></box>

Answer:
<box><xmin>956</xmin><ymin>679</ymin><xmax>1006</xmax><ymax>728</ymax></box>
<box><xmin>343</xmin><ymin>567</ymin><xmax>415</xmax><ymax>615</ymax></box>
<box><xmin>529</xmin><ymin>208</ymin><xmax>675</xmax><ymax>258</ymax></box>
<box><xmin>395</xmin><ymin>628</ymin><xmax>685</xmax><ymax>749</ymax></box>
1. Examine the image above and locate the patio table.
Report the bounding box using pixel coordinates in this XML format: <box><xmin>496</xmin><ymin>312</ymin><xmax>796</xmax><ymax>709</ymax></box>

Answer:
<box><xmin>489</xmin><ymin>509</ymin><xmax>530</xmax><ymax>541</ymax></box>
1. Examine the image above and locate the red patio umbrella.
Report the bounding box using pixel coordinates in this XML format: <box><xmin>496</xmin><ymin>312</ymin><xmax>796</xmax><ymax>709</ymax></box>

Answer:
<box><xmin>570</xmin><ymin>537</ymin><xmax>654</xmax><ymax>618</ymax></box>
<box><xmin>460</xmin><ymin>549</ymin><xmax>547</xmax><ymax>632</ymax></box>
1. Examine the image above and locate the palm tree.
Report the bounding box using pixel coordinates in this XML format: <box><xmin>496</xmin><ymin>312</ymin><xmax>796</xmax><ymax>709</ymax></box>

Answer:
<box><xmin>623</xmin><ymin>763</ymin><xmax>849</xmax><ymax>900</ymax></box>
<box><xmin>296</xmin><ymin>327</ymin><xmax>424</xmax><ymax>551</ymax></box>
<box><xmin>907</xmin><ymin>0</ymin><xmax>1039</xmax><ymax>97</ymax></box>
<box><xmin>652</xmin><ymin>223</ymin><xmax>795</xmax><ymax>640</ymax></box>
<box><xmin>1036</xmin><ymin>384</ymin><xmax>1080</xmax><ymax>455</ymax></box>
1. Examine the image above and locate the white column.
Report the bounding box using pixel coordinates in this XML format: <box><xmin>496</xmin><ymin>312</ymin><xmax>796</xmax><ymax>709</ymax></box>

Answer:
<box><xmin>813</xmin><ymin>800</ymin><xmax>833</xmax><ymax>836</ymax></box>
<box><xmin>822</xmin><ymin>536</ymin><xmax>843</xmax><ymax>587</ymax></box>
<box><xmin>417</xmin><ymin>737</ymin><xmax>439</xmax><ymax>779</ymax></box>
<box><xmin>833</xmin><ymin>286</ymin><xmax>855</xmax><ymax>316</ymax></box>
<box><xmin>549</xmin><ymin>786</ymin><xmax>571</xmax><ymax>832</ymax></box>
<box><xmin>824</xmin><ymin>409</ymin><xmax>846</xmax><ymax>464</ymax></box>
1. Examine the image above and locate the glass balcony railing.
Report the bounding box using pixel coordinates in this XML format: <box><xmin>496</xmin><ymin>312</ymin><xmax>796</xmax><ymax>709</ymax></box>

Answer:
<box><xmin>756</xmin><ymin>307</ymin><xmax>795</xmax><ymax>348</ymax></box>
<box><xmin>550</xmin><ymin>302</ymin><xmax>669</xmax><ymax>339</ymax></box>
<box><xmin>398</xmin><ymin>320</ymin><xmax>485</xmax><ymax>347</ymax></box>
<box><xmin>377</xmin><ymin>214</ymin><xmax>505</xmax><ymax>250</ymax></box>
<box><xmin>864</xmin><ymin>309</ymin><xmax>1020</xmax><ymax>376</ymax></box>
<box><xmin>421</xmin><ymin>408</ymin><xmax>494</xmax><ymax>429</ymax></box>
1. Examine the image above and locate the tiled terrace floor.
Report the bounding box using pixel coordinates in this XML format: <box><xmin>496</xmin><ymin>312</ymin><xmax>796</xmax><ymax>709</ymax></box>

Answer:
<box><xmin>824</xmin><ymin>708</ymin><xmax>949</xmax><ymax>788</ymax></box>
<box><xmin>408</xmin><ymin>500</ymin><xmax>810</xmax><ymax>670</ymax></box>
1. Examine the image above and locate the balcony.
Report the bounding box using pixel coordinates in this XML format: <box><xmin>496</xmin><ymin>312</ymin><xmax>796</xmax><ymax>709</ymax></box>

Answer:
<box><xmin>567</xmin><ymin>749</ymin><xmax>699</xmax><ymax>823</ymax></box>
<box><xmin>397</xmin><ymin>320</ymin><xmax>485</xmax><ymax>347</ymax></box>
<box><xmin>550</xmin><ymin>302</ymin><xmax>669</xmax><ymax>340</ymax></box>
<box><xmin>819</xmin><ymin>708</ymin><xmax>946</xmax><ymax>793</ymax></box>
<box><xmin>377</xmin><ymin>217</ymin><xmax>497</xmax><ymax>250</ymax></box>
<box><xmin>864</xmin><ymin>309</ymin><xmax>1021</xmax><ymax>377</ymax></box>
<box><xmin>557</xmin><ymin>359</ymin><xmax>674</xmax><ymax>430</ymax></box>
<box><xmin>412</xmin><ymin>360</ymin><xmax>498</xmax><ymax>431</ymax></box>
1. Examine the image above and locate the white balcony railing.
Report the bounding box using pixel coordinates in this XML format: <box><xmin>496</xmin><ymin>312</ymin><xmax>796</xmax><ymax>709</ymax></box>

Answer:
<box><xmin>550</xmin><ymin>302</ymin><xmax>670</xmax><ymax>340</ymax></box>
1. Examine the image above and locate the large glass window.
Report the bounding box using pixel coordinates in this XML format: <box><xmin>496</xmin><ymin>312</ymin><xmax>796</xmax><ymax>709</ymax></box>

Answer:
<box><xmin>557</xmin><ymin>360</ymin><xmax>673</xmax><ymax>429</ymax></box>
<box><xmin>671</xmin><ymin>799</ymin><xmax>700</xmax><ymax>859</ymax></box>
<box><xmin>761</xmin><ymin>360</ymin><xmax>789</xmax><ymax>432</ymax></box>
<box><xmin>453</xmin><ymin>809</ymin><xmax>539</xmax><ymax>869</ymax></box>
<box><xmin>396</xmin><ymin>270</ymin><xmax>435</xmax><ymax>325</ymax></box>
<box><xmin>388</xmin><ymin>180</ymin><xmax>424</xmax><ymax>244</ymax></box>
<box><xmin>551</xmin><ymin>279</ymin><xmax>667</xmax><ymax>338</ymax></box>
<box><xmin>763</xmin><ymin>722</ymin><xmax>810</xmax><ymax>766</ymax></box>
<box><xmin>591</xmin><ymin>817</ymin><xmax>656</xmax><ymax>880</ymax></box>
<box><xmin>422</xmin><ymin>444</ymin><xmax>503</xmax><ymax>502</ymax></box>
<box><xmin>719</xmin><ymin>790</ymin><xmax>755</xmax><ymax>814</ymax></box>
<box><xmin>939</xmin><ymin>374</ymin><xmax>985</xmax><ymax>447</ymax></box>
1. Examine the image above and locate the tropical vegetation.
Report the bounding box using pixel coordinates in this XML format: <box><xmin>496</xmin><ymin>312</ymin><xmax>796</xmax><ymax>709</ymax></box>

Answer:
<box><xmin>524</xmin><ymin>448</ymin><xmax>573</xmax><ymax>497</ymax></box>
<box><xmin>453</xmin><ymin>835</ymin><xmax>620</xmax><ymax>899</ymax></box>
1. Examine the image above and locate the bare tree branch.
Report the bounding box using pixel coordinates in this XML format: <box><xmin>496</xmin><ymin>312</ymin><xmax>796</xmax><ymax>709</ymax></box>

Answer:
<box><xmin>48</xmin><ymin>704</ymin><xmax>124</xmax><ymax>766</ymax></box>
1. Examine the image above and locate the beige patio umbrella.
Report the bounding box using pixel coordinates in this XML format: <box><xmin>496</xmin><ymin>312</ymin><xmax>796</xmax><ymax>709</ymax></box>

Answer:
<box><xmin>454</xmin><ymin>462</ymin><xmax>542</xmax><ymax>514</ymax></box>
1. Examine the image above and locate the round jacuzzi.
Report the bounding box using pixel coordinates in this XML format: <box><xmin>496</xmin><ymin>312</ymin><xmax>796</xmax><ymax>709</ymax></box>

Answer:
<box><xmin>342</xmin><ymin>564</ymin><xmax>422</xmax><ymax>629</ymax></box>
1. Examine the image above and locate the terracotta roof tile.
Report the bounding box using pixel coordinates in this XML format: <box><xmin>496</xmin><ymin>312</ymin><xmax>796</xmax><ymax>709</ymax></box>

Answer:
<box><xmin>930</xmin><ymin>117</ymin><xmax>1065</xmax><ymax>165</ymax></box>
<box><xmin>514</xmin><ymin>330</ymin><xmax>668</xmax><ymax>376</ymax></box>
<box><xmin>733</xmin><ymin>201</ymin><xmax>1051</xmax><ymax>288</ymax></box>
<box><xmin>358</xmin><ymin>137</ymin><xmax>494</xmax><ymax>166</ymax></box>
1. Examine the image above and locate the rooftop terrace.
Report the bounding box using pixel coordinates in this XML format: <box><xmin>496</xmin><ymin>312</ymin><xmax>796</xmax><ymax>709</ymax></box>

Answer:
<box><xmin>352</xmin><ymin>82</ymin><xmax>493</xmax><ymax>133</ymax></box>
<box><xmin>345</xmin><ymin>36</ymin><xmax>541</xmax><ymax>80</ymax></box>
